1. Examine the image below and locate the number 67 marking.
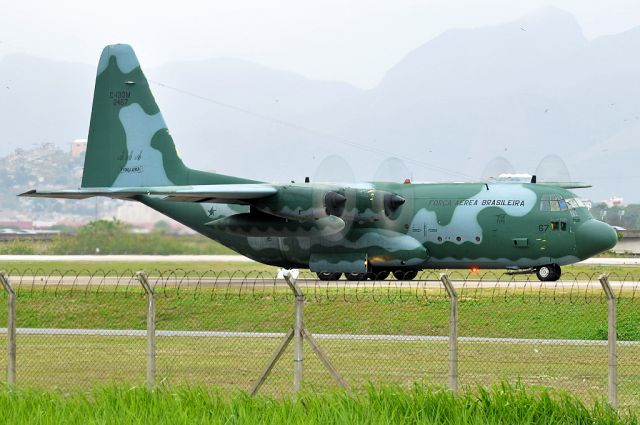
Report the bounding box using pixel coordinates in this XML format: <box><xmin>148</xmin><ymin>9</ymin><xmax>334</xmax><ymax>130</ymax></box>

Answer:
<box><xmin>538</xmin><ymin>224</ymin><xmax>549</xmax><ymax>232</ymax></box>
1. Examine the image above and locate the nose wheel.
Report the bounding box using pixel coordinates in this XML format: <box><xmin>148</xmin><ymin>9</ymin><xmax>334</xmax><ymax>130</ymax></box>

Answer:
<box><xmin>536</xmin><ymin>264</ymin><xmax>561</xmax><ymax>281</ymax></box>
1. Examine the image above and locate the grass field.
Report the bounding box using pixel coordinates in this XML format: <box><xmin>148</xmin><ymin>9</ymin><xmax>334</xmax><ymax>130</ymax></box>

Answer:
<box><xmin>0</xmin><ymin>261</ymin><xmax>638</xmax><ymax>411</ymax></box>
<box><xmin>1</xmin><ymin>287</ymin><xmax>639</xmax><ymax>340</ymax></box>
<box><xmin>1</xmin><ymin>382</ymin><xmax>636</xmax><ymax>425</ymax></box>
<box><xmin>0</xmin><ymin>260</ymin><xmax>276</xmax><ymax>276</ymax></box>
<box><xmin>0</xmin><ymin>284</ymin><xmax>639</xmax><ymax>409</ymax></box>
<box><xmin>2</xmin><ymin>332</ymin><xmax>639</xmax><ymax>409</ymax></box>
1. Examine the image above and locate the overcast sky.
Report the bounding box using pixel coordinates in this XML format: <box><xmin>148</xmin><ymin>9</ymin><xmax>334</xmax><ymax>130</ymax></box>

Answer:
<box><xmin>2</xmin><ymin>0</ymin><xmax>640</xmax><ymax>88</ymax></box>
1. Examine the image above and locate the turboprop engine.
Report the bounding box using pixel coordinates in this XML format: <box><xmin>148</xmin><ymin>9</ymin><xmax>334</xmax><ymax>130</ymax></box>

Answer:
<box><xmin>250</xmin><ymin>184</ymin><xmax>406</xmax><ymax>223</ymax></box>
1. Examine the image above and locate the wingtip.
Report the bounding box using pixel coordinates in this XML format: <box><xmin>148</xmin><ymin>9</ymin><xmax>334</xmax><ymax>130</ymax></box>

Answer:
<box><xmin>18</xmin><ymin>189</ymin><xmax>36</xmax><ymax>197</ymax></box>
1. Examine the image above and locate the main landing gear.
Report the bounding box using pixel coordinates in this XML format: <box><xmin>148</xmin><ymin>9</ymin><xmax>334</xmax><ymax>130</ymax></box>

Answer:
<box><xmin>392</xmin><ymin>270</ymin><xmax>418</xmax><ymax>280</ymax></box>
<box><xmin>316</xmin><ymin>272</ymin><xmax>342</xmax><ymax>281</ymax></box>
<box><xmin>535</xmin><ymin>264</ymin><xmax>561</xmax><ymax>282</ymax></box>
<box><xmin>316</xmin><ymin>270</ymin><xmax>417</xmax><ymax>281</ymax></box>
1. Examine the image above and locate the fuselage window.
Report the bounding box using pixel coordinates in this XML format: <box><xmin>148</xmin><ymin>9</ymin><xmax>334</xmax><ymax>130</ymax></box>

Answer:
<box><xmin>550</xmin><ymin>220</ymin><xmax>567</xmax><ymax>231</ymax></box>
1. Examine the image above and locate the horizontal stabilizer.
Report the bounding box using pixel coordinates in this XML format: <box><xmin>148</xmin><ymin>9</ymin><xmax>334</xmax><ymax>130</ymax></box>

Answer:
<box><xmin>19</xmin><ymin>184</ymin><xmax>278</xmax><ymax>203</ymax></box>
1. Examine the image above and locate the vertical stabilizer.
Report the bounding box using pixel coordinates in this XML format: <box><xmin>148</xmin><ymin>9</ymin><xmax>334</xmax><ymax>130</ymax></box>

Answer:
<box><xmin>82</xmin><ymin>44</ymin><xmax>253</xmax><ymax>188</ymax></box>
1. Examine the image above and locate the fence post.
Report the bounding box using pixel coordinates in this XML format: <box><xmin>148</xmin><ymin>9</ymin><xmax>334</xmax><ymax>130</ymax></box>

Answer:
<box><xmin>136</xmin><ymin>271</ymin><xmax>156</xmax><ymax>388</ymax></box>
<box><xmin>0</xmin><ymin>272</ymin><xmax>15</xmax><ymax>385</ymax></box>
<box><xmin>252</xmin><ymin>269</ymin><xmax>347</xmax><ymax>396</ymax></box>
<box><xmin>440</xmin><ymin>273</ymin><xmax>458</xmax><ymax>392</ymax></box>
<box><xmin>284</xmin><ymin>271</ymin><xmax>304</xmax><ymax>395</ymax></box>
<box><xmin>598</xmin><ymin>274</ymin><xmax>617</xmax><ymax>409</ymax></box>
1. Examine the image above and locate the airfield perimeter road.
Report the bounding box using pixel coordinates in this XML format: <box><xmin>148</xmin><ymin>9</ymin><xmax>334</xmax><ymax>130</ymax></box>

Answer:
<box><xmin>2</xmin><ymin>328</ymin><xmax>639</xmax><ymax>346</ymax></box>
<box><xmin>0</xmin><ymin>255</ymin><xmax>638</xmax><ymax>266</ymax></box>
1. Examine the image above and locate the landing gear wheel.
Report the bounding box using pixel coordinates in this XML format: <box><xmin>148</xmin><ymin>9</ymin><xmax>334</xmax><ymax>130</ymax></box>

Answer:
<box><xmin>346</xmin><ymin>272</ymin><xmax>368</xmax><ymax>281</ymax></box>
<box><xmin>368</xmin><ymin>271</ymin><xmax>390</xmax><ymax>281</ymax></box>
<box><xmin>317</xmin><ymin>272</ymin><xmax>342</xmax><ymax>281</ymax></box>
<box><xmin>536</xmin><ymin>264</ymin><xmax>561</xmax><ymax>282</ymax></box>
<box><xmin>392</xmin><ymin>270</ymin><xmax>418</xmax><ymax>281</ymax></box>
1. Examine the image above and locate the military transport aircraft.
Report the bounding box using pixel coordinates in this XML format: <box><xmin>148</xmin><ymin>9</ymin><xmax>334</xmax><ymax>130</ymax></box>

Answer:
<box><xmin>20</xmin><ymin>44</ymin><xmax>618</xmax><ymax>282</ymax></box>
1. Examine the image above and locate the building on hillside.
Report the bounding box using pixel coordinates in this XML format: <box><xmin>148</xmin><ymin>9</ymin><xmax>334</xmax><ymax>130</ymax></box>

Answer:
<box><xmin>603</xmin><ymin>196</ymin><xmax>625</xmax><ymax>208</ymax></box>
<box><xmin>70</xmin><ymin>139</ymin><xmax>87</xmax><ymax>158</ymax></box>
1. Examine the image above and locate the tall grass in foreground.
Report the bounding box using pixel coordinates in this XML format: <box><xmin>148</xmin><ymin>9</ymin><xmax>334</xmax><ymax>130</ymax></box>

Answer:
<box><xmin>0</xmin><ymin>382</ymin><xmax>636</xmax><ymax>425</ymax></box>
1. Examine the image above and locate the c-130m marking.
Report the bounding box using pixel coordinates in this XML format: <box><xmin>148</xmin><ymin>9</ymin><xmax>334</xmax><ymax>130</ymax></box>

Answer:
<box><xmin>21</xmin><ymin>45</ymin><xmax>618</xmax><ymax>282</ymax></box>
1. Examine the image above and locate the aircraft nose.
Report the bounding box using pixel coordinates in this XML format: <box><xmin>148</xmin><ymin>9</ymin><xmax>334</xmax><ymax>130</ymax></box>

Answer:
<box><xmin>575</xmin><ymin>219</ymin><xmax>618</xmax><ymax>259</ymax></box>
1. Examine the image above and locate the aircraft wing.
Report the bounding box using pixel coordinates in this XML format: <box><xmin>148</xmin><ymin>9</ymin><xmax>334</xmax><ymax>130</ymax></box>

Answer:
<box><xmin>537</xmin><ymin>182</ymin><xmax>592</xmax><ymax>189</ymax></box>
<box><xmin>19</xmin><ymin>184</ymin><xmax>278</xmax><ymax>203</ymax></box>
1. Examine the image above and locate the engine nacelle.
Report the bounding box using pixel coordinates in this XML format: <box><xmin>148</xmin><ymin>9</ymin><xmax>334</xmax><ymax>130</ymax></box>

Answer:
<box><xmin>251</xmin><ymin>184</ymin><xmax>405</xmax><ymax>223</ymax></box>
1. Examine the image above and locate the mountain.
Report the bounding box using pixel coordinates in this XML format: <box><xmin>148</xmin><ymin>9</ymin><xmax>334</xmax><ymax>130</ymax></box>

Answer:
<box><xmin>311</xmin><ymin>6</ymin><xmax>640</xmax><ymax>200</ymax></box>
<box><xmin>2</xmin><ymin>6</ymin><xmax>640</xmax><ymax>205</ymax></box>
<box><xmin>0</xmin><ymin>55</ymin><xmax>93</xmax><ymax>150</ymax></box>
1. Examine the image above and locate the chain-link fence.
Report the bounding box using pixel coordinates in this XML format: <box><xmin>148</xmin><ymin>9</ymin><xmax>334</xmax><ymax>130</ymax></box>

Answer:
<box><xmin>0</xmin><ymin>268</ymin><xmax>638</xmax><ymax>411</ymax></box>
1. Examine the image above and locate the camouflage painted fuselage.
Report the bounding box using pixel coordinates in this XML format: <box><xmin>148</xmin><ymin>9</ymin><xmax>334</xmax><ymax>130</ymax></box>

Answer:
<box><xmin>138</xmin><ymin>181</ymin><xmax>614</xmax><ymax>273</ymax></box>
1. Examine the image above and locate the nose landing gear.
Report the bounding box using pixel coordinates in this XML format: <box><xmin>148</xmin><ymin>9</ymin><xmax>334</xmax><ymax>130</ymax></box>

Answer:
<box><xmin>535</xmin><ymin>264</ymin><xmax>561</xmax><ymax>282</ymax></box>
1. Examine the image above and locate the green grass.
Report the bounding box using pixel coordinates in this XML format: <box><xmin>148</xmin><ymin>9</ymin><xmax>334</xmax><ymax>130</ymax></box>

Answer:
<box><xmin>1</xmin><ymin>289</ymin><xmax>639</xmax><ymax>341</ymax></box>
<box><xmin>0</xmin><ymin>261</ymin><xmax>277</xmax><ymax>276</ymax></box>
<box><xmin>0</xmin><ymin>287</ymin><xmax>639</xmax><ymax>409</ymax></box>
<box><xmin>2</xmin><ymin>332</ymin><xmax>639</xmax><ymax>409</ymax></box>
<box><xmin>0</xmin><ymin>232</ymin><xmax>236</xmax><ymax>255</ymax></box>
<box><xmin>0</xmin><ymin>263</ymin><xmax>638</xmax><ymax>412</ymax></box>
<box><xmin>0</xmin><ymin>382</ymin><xmax>635</xmax><ymax>425</ymax></box>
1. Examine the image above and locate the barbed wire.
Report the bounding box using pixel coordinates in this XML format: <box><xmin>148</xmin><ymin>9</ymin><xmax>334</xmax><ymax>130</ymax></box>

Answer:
<box><xmin>0</xmin><ymin>268</ymin><xmax>638</xmax><ymax>304</ymax></box>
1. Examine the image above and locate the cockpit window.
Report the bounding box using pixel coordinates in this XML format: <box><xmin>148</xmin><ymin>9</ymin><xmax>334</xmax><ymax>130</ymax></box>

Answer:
<box><xmin>566</xmin><ymin>198</ymin><xmax>578</xmax><ymax>209</ymax></box>
<box><xmin>565</xmin><ymin>197</ymin><xmax>585</xmax><ymax>208</ymax></box>
<box><xmin>540</xmin><ymin>195</ymin><xmax>584</xmax><ymax>212</ymax></box>
<box><xmin>540</xmin><ymin>194</ymin><xmax>568</xmax><ymax>211</ymax></box>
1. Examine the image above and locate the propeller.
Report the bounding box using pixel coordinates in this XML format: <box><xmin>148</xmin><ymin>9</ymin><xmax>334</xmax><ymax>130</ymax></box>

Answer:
<box><xmin>310</xmin><ymin>155</ymin><xmax>358</xmax><ymax>243</ymax></box>
<box><xmin>480</xmin><ymin>156</ymin><xmax>516</xmax><ymax>181</ymax></box>
<box><xmin>324</xmin><ymin>191</ymin><xmax>347</xmax><ymax>216</ymax></box>
<box><xmin>383</xmin><ymin>193</ymin><xmax>406</xmax><ymax>216</ymax></box>
<box><xmin>312</xmin><ymin>154</ymin><xmax>356</xmax><ymax>184</ymax></box>
<box><xmin>370</xmin><ymin>158</ymin><xmax>411</xmax><ymax>235</ymax></box>
<box><xmin>478</xmin><ymin>154</ymin><xmax>575</xmax><ymax>185</ymax></box>
<box><xmin>373</xmin><ymin>157</ymin><xmax>412</xmax><ymax>183</ymax></box>
<box><xmin>534</xmin><ymin>154</ymin><xmax>571</xmax><ymax>183</ymax></box>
